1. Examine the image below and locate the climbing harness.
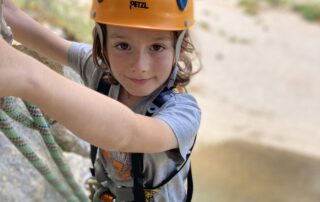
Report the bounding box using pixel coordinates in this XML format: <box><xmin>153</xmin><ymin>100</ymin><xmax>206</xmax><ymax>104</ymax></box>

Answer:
<box><xmin>0</xmin><ymin>2</ymin><xmax>89</xmax><ymax>202</ymax></box>
<box><xmin>87</xmin><ymin>78</ymin><xmax>196</xmax><ymax>202</ymax></box>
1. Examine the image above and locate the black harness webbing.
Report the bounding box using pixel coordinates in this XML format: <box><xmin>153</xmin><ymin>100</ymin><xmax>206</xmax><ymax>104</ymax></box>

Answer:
<box><xmin>91</xmin><ymin>78</ymin><xmax>195</xmax><ymax>202</ymax></box>
<box><xmin>132</xmin><ymin>153</ymin><xmax>146</xmax><ymax>201</ymax></box>
<box><xmin>90</xmin><ymin>78</ymin><xmax>111</xmax><ymax>177</ymax></box>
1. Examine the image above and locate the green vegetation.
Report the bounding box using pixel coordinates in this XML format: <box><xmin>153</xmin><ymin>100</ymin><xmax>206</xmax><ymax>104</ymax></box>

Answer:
<box><xmin>238</xmin><ymin>0</ymin><xmax>260</xmax><ymax>14</ymax></box>
<box><xmin>238</xmin><ymin>0</ymin><xmax>288</xmax><ymax>14</ymax></box>
<box><xmin>293</xmin><ymin>3</ymin><xmax>320</xmax><ymax>22</ymax></box>
<box><xmin>238</xmin><ymin>0</ymin><xmax>320</xmax><ymax>22</ymax></box>
<box><xmin>199</xmin><ymin>21</ymin><xmax>211</xmax><ymax>31</ymax></box>
<box><xmin>14</xmin><ymin>0</ymin><xmax>94</xmax><ymax>43</ymax></box>
<box><xmin>265</xmin><ymin>0</ymin><xmax>288</xmax><ymax>6</ymax></box>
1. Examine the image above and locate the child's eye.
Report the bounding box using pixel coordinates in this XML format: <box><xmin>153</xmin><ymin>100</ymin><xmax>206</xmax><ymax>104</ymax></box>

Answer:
<box><xmin>150</xmin><ymin>44</ymin><xmax>165</xmax><ymax>52</ymax></box>
<box><xmin>115</xmin><ymin>43</ymin><xmax>130</xmax><ymax>50</ymax></box>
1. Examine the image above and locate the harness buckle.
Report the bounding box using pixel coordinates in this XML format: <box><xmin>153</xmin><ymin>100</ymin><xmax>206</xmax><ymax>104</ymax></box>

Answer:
<box><xmin>85</xmin><ymin>176</ymin><xmax>99</xmax><ymax>200</ymax></box>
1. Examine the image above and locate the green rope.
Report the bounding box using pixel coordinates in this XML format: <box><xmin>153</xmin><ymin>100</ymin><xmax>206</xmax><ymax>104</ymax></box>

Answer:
<box><xmin>0</xmin><ymin>93</ymin><xmax>90</xmax><ymax>201</ymax></box>
<box><xmin>0</xmin><ymin>110</ymin><xmax>79</xmax><ymax>202</ymax></box>
<box><xmin>0</xmin><ymin>99</ymin><xmax>90</xmax><ymax>201</ymax></box>
<box><xmin>2</xmin><ymin>97</ymin><xmax>35</xmax><ymax>128</ymax></box>
<box><xmin>24</xmin><ymin>101</ymin><xmax>89</xmax><ymax>202</ymax></box>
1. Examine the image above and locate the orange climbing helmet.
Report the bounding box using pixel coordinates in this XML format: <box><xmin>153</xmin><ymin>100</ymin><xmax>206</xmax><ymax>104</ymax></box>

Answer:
<box><xmin>90</xmin><ymin>0</ymin><xmax>194</xmax><ymax>30</ymax></box>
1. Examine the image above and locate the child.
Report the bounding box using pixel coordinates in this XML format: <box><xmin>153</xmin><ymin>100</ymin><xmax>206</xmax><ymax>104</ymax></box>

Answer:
<box><xmin>0</xmin><ymin>0</ymin><xmax>201</xmax><ymax>201</ymax></box>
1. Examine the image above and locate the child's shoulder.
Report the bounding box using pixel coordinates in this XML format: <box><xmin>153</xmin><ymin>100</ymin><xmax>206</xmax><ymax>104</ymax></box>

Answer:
<box><xmin>156</xmin><ymin>88</ymin><xmax>201</xmax><ymax>115</ymax></box>
<box><xmin>69</xmin><ymin>42</ymin><xmax>92</xmax><ymax>54</ymax></box>
<box><xmin>169</xmin><ymin>87</ymin><xmax>199</xmax><ymax>106</ymax></box>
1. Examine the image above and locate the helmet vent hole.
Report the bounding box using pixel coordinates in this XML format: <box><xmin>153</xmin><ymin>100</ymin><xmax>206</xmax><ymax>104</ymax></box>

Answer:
<box><xmin>184</xmin><ymin>20</ymin><xmax>189</xmax><ymax>28</ymax></box>
<box><xmin>177</xmin><ymin>0</ymin><xmax>188</xmax><ymax>11</ymax></box>
<box><xmin>92</xmin><ymin>11</ymin><xmax>97</xmax><ymax>18</ymax></box>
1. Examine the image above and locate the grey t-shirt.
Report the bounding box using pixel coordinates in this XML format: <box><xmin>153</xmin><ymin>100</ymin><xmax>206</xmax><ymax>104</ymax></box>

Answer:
<box><xmin>68</xmin><ymin>42</ymin><xmax>201</xmax><ymax>202</ymax></box>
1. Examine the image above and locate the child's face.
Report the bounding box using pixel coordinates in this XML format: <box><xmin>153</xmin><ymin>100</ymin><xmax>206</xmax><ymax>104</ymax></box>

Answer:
<box><xmin>106</xmin><ymin>25</ymin><xmax>175</xmax><ymax>97</ymax></box>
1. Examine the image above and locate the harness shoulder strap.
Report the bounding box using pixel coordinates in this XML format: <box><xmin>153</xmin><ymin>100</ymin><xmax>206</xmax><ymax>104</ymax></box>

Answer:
<box><xmin>90</xmin><ymin>145</ymin><xmax>98</xmax><ymax>176</ymax></box>
<box><xmin>132</xmin><ymin>153</ymin><xmax>146</xmax><ymax>201</ymax></box>
<box><xmin>90</xmin><ymin>78</ymin><xmax>111</xmax><ymax>176</ymax></box>
<box><xmin>134</xmin><ymin>86</ymin><xmax>196</xmax><ymax>202</ymax></box>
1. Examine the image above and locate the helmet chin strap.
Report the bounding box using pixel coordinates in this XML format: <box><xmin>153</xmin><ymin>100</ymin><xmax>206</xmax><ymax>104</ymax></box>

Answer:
<box><xmin>95</xmin><ymin>23</ymin><xmax>114</xmax><ymax>81</ymax></box>
<box><xmin>95</xmin><ymin>23</ymin><xmax>104</xmax><ymax>48</ymax></box>
<box><xmin>167</xmin><ymin>30</ymin><xmax>186</xmax><ymax>88</ymax></box>
<box><xmin>95</xmin><ymin>23</ymin><xmax>109</xmax><ymax>66</ymax></box>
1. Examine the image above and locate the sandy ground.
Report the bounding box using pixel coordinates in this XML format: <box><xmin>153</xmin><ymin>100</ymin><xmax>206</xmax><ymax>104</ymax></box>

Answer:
<box><xmin>190</xmin><ymin>1</ymin><xmax>320</xmax><ymax>201</ymax></box>
<box><xmin>191</xmin><ymin>140</ymin><xmax>320</xmax><ymax>202</ymax></box>
<box><xmin>191</xmin><ymin>0</ymin><xmax>320</xmax><ymax>157</ymax></box>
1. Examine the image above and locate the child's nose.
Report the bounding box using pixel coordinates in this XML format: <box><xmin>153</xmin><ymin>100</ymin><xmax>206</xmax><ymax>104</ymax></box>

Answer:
<box><xmin>130</xmin><ymin>51</ymin><xmax>150</xmax><ymax>73</ymax></box>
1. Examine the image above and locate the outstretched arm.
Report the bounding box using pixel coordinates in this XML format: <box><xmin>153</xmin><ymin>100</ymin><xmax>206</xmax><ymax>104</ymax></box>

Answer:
<box><xmin>3</xmin><ymin>0</ymin><xmax>71</xmax><ymax>66</ymax></box>
<box><xmin>0</xmin><ymin>37</ymin><xmax>178</xmax><ymax>153</ymax></box>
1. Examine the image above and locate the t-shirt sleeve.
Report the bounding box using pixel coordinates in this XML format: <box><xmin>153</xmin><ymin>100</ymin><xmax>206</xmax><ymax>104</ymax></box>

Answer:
<box><xmin>67</xmin><ymin>42</ymin><xmax>100</xmax><ymax>87</ymax></box>
<box><xmin>153</xmin><ymin>93</ymin><xmax>201</xmax><ymax>164</ymax></box>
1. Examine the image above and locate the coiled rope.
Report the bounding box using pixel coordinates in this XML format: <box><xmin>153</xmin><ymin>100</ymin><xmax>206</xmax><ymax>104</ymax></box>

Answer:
<box><xmin>0</xmin><ymin>1</ymin><xmax>89</xmax><ymax>201</ymax></box>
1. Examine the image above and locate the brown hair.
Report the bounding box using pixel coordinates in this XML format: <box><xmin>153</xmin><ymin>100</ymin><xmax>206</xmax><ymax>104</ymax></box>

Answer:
<box><xmin>92</xmin><ymin>24</ymin><xmax>200</xmax><ymax>87</ymax></box>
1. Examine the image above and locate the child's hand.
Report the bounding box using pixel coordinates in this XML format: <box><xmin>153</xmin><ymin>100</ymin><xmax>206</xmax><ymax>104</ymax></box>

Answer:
<box><xmin>2</xmin><ymin>0</ymin><xmax>18</xmax><ymax>42</ymax></box>
<box><xmin>2</xmin><ymin>0</ymin><xmax>72</xmax><ymax>66</ymax></box>
<box><xmin>1</xmin><ymin>0</ymin><xmax>13</xmax><ymax>43</ymax></box>
<box><xmin>3</xmin><ymin>0</ymin><xmax>18</xmax><ymax>13</ymax></box>
<box><xmin>2</xmin><ymin>0</ymin><xmax>18</xmax><ymax>21</ymax></box>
